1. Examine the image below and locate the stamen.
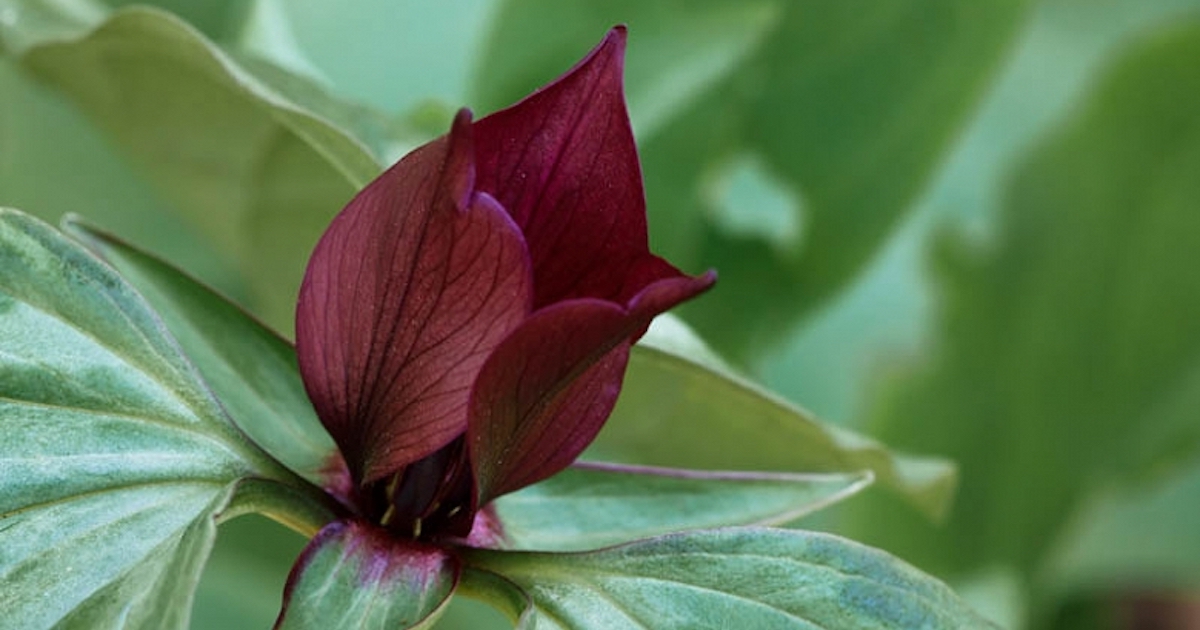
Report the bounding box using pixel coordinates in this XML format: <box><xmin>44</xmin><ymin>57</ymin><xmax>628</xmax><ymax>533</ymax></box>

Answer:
<box><xmin>379</xmin><ymin>504</ymin><xmax>397</xmax><ymax>526</ymax></box>
<box><xmin>413</xmin><ymin>518</ymin><xmax>423</xmax><ymax>539</ymax></box>
<box><xmin>385</xmin><ymin>472</ymin><xmax>401</xmax><ymax>498</ymax></box>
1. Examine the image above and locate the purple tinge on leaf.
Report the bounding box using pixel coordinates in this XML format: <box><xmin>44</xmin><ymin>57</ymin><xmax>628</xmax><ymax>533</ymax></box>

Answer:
<box><xmin>275</xmin><ymin>520</ymin><xmax>460</xmax><ymax>629</ymax></box>
<box><xmin>296</xmin><ymin>26</ymin><xmax>714</xmax><ymax>541</ymax></box>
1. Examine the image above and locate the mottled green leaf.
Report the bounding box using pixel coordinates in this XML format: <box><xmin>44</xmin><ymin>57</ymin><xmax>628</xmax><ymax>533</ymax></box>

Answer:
<box><xmin>494</xmin><ymin>462</ymin><xmax>872</xmax><ymax>552</ymax></box>
<box><xmin>464</xmin><ymin>528</ymin><xmax>997</xmax><ymax>629</ymax></box>
<box><xmin>192</xmin><ymin>515</ymin><xmax>512</xmax><ymax>630</ymax></box>
<box><xmin>63</xmin><ymin>217</ymin><xmax>335</xmax><ymax>482</ymax></box>
<box><xmin>594</xmin><ymin>316</ymin><xmax>957</xmax><ymax>519</ymax></box>
<box><xmin>846</xmin><ymin>21</ymin><xmax>1200</xmax><ymax>579</ymax></box>
<box><xmin>0</xmin><ymin>208</ymin><xmax>291</xmax><ymax>628</ymax></box>
<box><xmin>10</xmin><ymin>6</ymin><xmax>381</xmax><ymax>333</ymax></box>
<box><xmin>276</xmin><ymin>520</ymin><xmax>459</xmax><ymax>630</ymax></box>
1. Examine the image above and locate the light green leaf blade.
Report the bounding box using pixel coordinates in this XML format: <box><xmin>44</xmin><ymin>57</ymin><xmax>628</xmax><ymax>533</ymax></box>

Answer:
<box><xmin>271</xmin><ymin>0</ymin><xmax>496</xmax><ymax>115</ymax></box>
<box><xmin>0</xmin><ymin>208</ymin><xmax>277</xmax><ymax>628</ymax></box>
<box><xmin>63</xmin><ymin>217</ymin><xmax>335</xmax><ymax>482</ymax></box>
<box><xmin>593</xmin><ymin>317</ymin><xmax>957</xmax><ymax>520</ymax></box>
<box><xmin>464</xmin><ymin>528</ymin><xmax>997</xmax><ymax>629</ymax></box>
<box><xmin>276</xmin><ymin>521</ymin><xmax>459</xmax><ymax>630</ymax></box>
<box><xmin>845</xmin><ymin>20</ymin><xmax>1200</xmax><ymax>581</ymax></box>
<box><xmin>11</xmin><ymin>5</ymin><xmax>382</xmax><ymax>333</ymax></box>
<box><xmin>494</xmin><ymin>462</ymin><xmax>872</xmax><ymax>552</ymax></box>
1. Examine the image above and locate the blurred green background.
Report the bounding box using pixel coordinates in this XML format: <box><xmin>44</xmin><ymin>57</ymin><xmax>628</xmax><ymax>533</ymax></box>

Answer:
<box><xmin>3</xmin><ymin>0</ymin><xmax>1200</xmax><ymax>628</ymax></box>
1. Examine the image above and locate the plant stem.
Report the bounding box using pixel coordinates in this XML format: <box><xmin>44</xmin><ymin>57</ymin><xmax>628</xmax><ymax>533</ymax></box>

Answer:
<box><xmin>221</xmin><ymin>476</ymin><xmax>342</xmax><ymax>537</ymax></box>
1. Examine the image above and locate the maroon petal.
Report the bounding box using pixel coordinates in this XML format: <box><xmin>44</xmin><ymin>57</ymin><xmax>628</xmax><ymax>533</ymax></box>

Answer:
<box><xmin>468</xmin><ymin>271</ymin><xmax>715</xmax><ymax>503</ymax></box>
<box><xmin>473</xmin><ymin>26</ymin><xmax>677</xmax><ymax>308</ymax></box>
<box><xmin>297</xmin><ymin>110</ymin><xmax>533</xmax><ymax>485</ymax></box>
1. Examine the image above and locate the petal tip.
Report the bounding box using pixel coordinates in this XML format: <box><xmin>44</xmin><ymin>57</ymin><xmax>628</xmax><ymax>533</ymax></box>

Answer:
<box><xmin>608</xmin><ymin>24</ymin><xmax>628</xmax><ymax>46</ymax></box>
<box><xmin>442</xmin><ymin>108</ymin><xmax>477</xmax><ymax>213</ymax></box>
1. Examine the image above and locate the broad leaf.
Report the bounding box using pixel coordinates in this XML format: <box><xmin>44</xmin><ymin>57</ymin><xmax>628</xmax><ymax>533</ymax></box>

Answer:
<box><xmin>0</xmin><ymin>208</ymin><xmax>287</xmax><ymax>628</ymax></box>
<box><xmin>11</xmin><ymin>6</ymin><xmax>382</xmax><ymax>333</ymax></box>
<box><xmin>275</xmin><ymin>520</ymin><xmax>459</xmax><ymax>630</ymax></box>
<box><xmin>463</xmin><ymin>528</ymin><xmax>997</xmax><ymax>629</ymax></box>
<box><xmin>846</xmin><ymin>22</ymin><xmax>1200</xmax><ymax>580</ymax></box>
<box><xmin>493</xmin><ymin>462</ymin><xmax>871</xmax><ymax>552</ymax></box>
<box><xmin>593</xmin><ymin>316</ymin><xmax>957</xmax><ymax>520</ymax></box>
<box><xmin>0</xmin><ymin>57</ymin><xmax>245</xmax><ymax>298</ymax></box>
<box><xmin>63</xmin><ymin>218</ymin><xmax>335</xmax><ymax>481</ymax></box>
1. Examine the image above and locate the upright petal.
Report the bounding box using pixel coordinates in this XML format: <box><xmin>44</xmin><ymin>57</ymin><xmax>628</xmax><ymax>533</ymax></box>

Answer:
<box><xmin>469</xmin><ymin>271</ymin><xmax>715</xmax><ymax>503</ymax></box>
<box><xmin>473</xmin><ymin>26</ymin><xmax>679</xmax><ymax>308</ymax></box>
<box><xmin>297</xmin><ymin>110</ymin><xmax>533</xmax><ymax>485</ymax></box>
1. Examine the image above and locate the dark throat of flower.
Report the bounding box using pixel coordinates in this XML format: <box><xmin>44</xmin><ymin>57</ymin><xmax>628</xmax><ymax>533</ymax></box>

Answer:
<box><xmin>368</xmin><ymin>436</ymin><xmax>475</xmax><ymax>541</ymax></box>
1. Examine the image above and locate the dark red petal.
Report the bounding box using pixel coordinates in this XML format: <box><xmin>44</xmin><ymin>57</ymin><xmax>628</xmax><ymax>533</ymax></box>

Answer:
<box><xmin>468</xmin><ymin>300</ymin><xmax>628</xmax><ymax>504</ymax></box>
<box><xmin>473</xmin><ymin>26</ymin><xmax>674</xmax><ymax>308</ymax></box>
<box><xmin>468</xmin><ymin>271</ymin><xmax>715</xmax><ymax>503</ymax></box>
<box><xmin>297</xmin><ymin>110</ymin><xmax>533</xmax><ymax>485</ymax></box>
<box><xmin>275</xmin><ymin>520</ymin><xmax>459</xmax><ymax>629</ymax></box>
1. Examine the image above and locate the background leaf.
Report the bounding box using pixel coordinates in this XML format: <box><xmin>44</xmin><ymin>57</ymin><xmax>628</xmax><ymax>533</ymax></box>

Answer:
<box><xmin>841</xmin><ymin>18</ymin><xmax>1200</xmax><ymax>622</ymax></box>
<box><xmin>0</xmin><ymin>208</ymin><xmax>284</xmax><ymax>628</ymax></box>
<box><xmin>464</xmin><ymin>528</ymin><xmax>997</xmax><ymax>629</ymax></box>
<box><xmin>10</xmin><ymin>5</ymin><xmax>380</xmax><ymax>333</ymax></box>
<box><xmin>493</xmin><ymin>463</ymin><xmax>871</xmax><ymax>552</ymax></box>
<box><xmin>591</xmin><ymin>317</ymin><xmax>956</xmax><ymax>520</ymax></box>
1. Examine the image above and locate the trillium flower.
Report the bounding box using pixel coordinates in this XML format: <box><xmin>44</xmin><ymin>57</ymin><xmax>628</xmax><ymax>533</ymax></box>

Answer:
<box><xmin>280</xmin><ymin>27</ymin><xmax>713</xmax><ymax>625</ymax></box>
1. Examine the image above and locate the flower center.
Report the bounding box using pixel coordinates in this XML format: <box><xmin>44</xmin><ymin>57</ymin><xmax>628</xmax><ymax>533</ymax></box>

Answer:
<box><xmin>370</xmin><ymin>437</ymin><xmax>474</xmax><ymax>540</ymax></box>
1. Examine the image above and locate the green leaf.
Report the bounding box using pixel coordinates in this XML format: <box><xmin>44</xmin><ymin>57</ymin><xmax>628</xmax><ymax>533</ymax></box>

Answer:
<box><xmin>463</xmin><ymin>528</ymin><xmax>997</xmax><ymax>629</ymax></box>
<box><xmin>0</xmin><ymin>56</ymin><xmax>245</xmax><ymax>298</ymax></box>
<box><xmin>10</xmin><ymin>6</ymin><xmax>382</xmax><ymax>333</ymax></box>
<box><xmin>0</xmin><ymin>0</ymin><xmax>108</xmax><ymax>55</ymax></box>
<box><xmin>593</xmin><ymin>316</ymin><xmax>957</xmax><ymax>520</ymax></box>
<box><xmin>63</xmin><ymin>217</ymin><xmax>336</xmax><ymax>483</ymax></box>
<box><xmin>846</xmin><ymin>20</ymin><xmax>1200</xmax><ymax>579</ymax></box>
<box><xmin>0</xmin><ymin>208</ymin><xmax>290</xmax><ymax>628</ymax></box>
<box><xmin>192</xmin><ymin>515</ymin><xmax>309</xmax><ymax>630</ymax></box>
<box><xmin>269</xmin><ymin>0</ymin><xmax>498</xmax><ymax>115</ymax></box>
<box><xmin>276</xmin><ymin>521</ymin><xmax>459</xmax><ymax>630</ymax></box>
<box><xmin>1044</xmin><ymin>459</ymin><xmax>1200</xmax><ymax>595</ymax></box>
<box><xmin>476</xmin><ymin>0</ymin><xmax>1034</xmax><ymax>359</ymax></box>
<box><xmin>493</xmin><ymin>462</ymin><xmax>872</xmax><ymax>552</ymax></box>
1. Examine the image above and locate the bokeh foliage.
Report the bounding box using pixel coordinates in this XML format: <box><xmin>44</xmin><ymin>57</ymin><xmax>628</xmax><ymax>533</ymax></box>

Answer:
<box><xmin>4</xmin><ymin>0</ymin><xmax>1200</xmax><ymax>628</ymax></box>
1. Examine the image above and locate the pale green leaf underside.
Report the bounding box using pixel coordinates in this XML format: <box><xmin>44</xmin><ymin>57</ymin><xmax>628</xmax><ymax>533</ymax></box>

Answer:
<box><xmin>598</xmin><ymin>317</ymin><xmax>956</xmax><ymax>520</ymax></box>
<box><xmin>0</xmin><ymin>208</ymin><xmax>266</xmax><ymax>628</ymax></box>
<box><xmin>64</xmin><ymin>217</ymin><xmax>335</xmax><ymax>481</ymax></box>
<box><xmin>494</xmin><ymin>462</ymin><xmax>872</xmax><ymax>552</ymax></box>
<box><xmin>276</xmin><ymin>522</ymin><xmax>458</xmax><ymax>630</ymax></box>
<box><xmin>465</xmin><ymin>529</ymin><xmax>996</xmax><ymax>630</ymax></box>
